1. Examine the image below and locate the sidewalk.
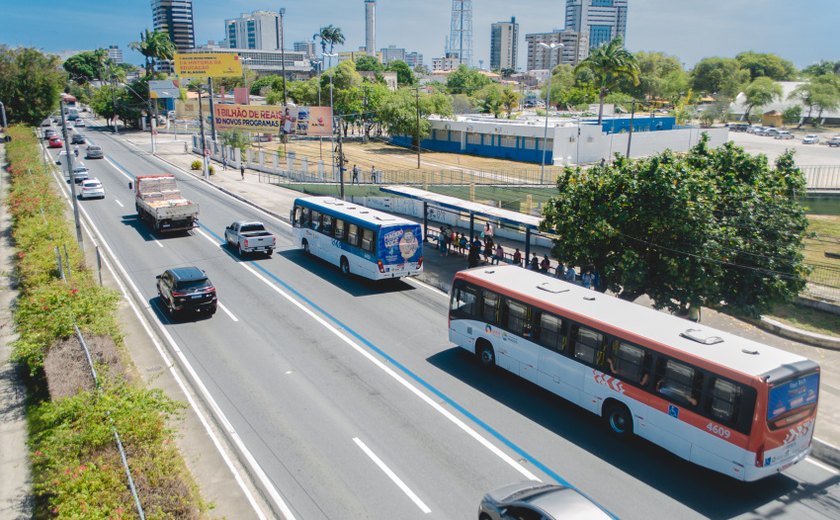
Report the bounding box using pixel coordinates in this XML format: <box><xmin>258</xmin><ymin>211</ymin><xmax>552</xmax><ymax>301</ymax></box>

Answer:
<box><xmin>127</xmin><ymin>132</ymin><xmax>840</xmax><ymax>469</ymax></box>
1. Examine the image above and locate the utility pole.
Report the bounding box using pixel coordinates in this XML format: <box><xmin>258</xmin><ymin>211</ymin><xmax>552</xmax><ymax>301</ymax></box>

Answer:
<box><xmin>197</xmin><ymin>87</ymin><xmax>209</xmax><ymax>178</ymax></box>
<box><xmin>0</xmin><ymin>100</ymin><xmax>7</xmax><ymax>129</ymax></box>
<box><xmin>280</xmin><ymin>8</ymin><xmax>287</xmax><ymax>105</ymax></box>
<box><xmin>337</xmin><ymin>115</ymin><xmax>346</xmax><ymax>200</ymax></box>
<box><xmin>59</xmin><ymin>100</ymin><xmax>83</xmax><ymax>250</ymax></box>
<box><xmin>110</xmin><ymin>70</ymin><xmax>118</xmax><ymax>134</ymax></box>
<box><xmin>415</xmin><ymin>87</ymin><xmax>421</xmax><ymax>169</ymax></box>
<box><xmin>626</xmin><ymin>98</ymin><xmax>636</xmax><ymax>158</ymax></box>
<box><xmin>207</xmin><ymin>77</ymin><xmax>217</xmax><ymax>142</ymax></box>
<box><xmin>363</xmin><ymin>87</ymin><xmax>368</xmax><ymax>144</ymax></box>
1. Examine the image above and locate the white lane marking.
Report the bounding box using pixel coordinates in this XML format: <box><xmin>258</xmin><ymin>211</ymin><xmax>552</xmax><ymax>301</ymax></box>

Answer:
<box><xmin>114</xmin><ymin>199</ymin><xmax>124</xmax><ymax>208</ymax></box>
<box><xmin>104</xmin><ymin>155</ymin><xmax>134</xmax><ymax>182</ymax></box>
<box><xmin>805</xmin><ymin>456</ymin><xmax>840</xmax><ymax>475</ymax></box>
<box><xmin>47</xmin><ymin>164</ymin><xmax>289</xmax><ymax>519</ymax></box>
<box><xmin>217</xmin><ymin>301</ymin><xmax>239</xmax><ymax>322</ymax></box>
<box><xmin>406</xmin><ymin>277</ymin><xmax>449</xmax><ymax>298</ymax></box>
<box><xmin>233</xmin><ymin>257</ymin><xmax>541</xmax><ymax>482</ymax></box>
<box><xmin>353</xmin><ymin>437</ymin><xmax>431</xmax><ymax>514</ymax></box>
<box><xmin>154</xmin><ymin>238</ymin><xmax>164</xmax><ymax>248</ymax></box>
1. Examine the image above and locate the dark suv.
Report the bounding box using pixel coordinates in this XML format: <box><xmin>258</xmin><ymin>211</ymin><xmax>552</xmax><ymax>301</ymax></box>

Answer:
<box><xmin>156</xmin><ymin>267</ymin><xmax>217</xmax><ymax>317</ymax></box>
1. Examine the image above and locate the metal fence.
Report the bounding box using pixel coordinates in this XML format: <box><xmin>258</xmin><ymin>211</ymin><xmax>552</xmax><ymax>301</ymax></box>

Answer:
<box><xmin>801</xmin><ymin>165</ymin><xmax>840</xmax><ymax>190</ymax></box>
<box><xmin>805</xmin><ymin>264</ymin><xmax>840</xmax><ymax>301</ymax></box>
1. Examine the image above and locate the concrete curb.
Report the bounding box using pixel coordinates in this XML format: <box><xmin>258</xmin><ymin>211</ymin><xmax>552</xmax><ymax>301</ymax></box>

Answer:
<box><xmin>751</xmin><ymin>316</ymin><xmax>840</xmax><ymax>351</ymax></box>
<box><xmin>812</xmin><ymin>438</ymin><xmax>840</xmax><ymax>469</ymax></box>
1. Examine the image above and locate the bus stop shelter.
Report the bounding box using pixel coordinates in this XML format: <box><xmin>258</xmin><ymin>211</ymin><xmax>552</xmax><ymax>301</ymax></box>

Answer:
<box><xmin>379</xmin><ymin>186</ymin><xmax>544</xmax><ymax>262</ymax></box>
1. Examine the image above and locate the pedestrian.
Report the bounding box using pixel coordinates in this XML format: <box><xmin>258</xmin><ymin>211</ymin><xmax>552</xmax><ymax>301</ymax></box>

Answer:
<box><xmin>439</xmin><ymin>226</ymin><xmax>448</xmax><ymax>255</ymax></box>
<box><xmin>352</xmin><ymin>164</ymin><xmax>360</xmax><ymax>184</ymax></box>
<box><xmin>370</xmin><ymin>165</ymin><xmax>377</xmax><ymax>183</ymax></box>
<box><xmin>494</xmin><ymin>243</ymin><xmax>504</xmax><ymax>265</ymax></box>
<box><xmin>528</xmin><ymin>256</ymin><xmax>540</xmax><ymax>271</ymax></box>
<box><xmin>512</xmin><ymin>248</ymin><xmax>522</xmax><ymax>267</ymax></box>
<box><xmin>688</xmin><ymin>305</ymin><xmax>701</xmax><ymax>323</ymax></box>
<box><xmin>240</xmin><ymin>163</ymin><xmax>245</xmax><ymax>180</ymax></box>
<box><xmin>483</xmin><ymin>222</ymin><xmax>494</xmax><ymax>239</ymax></box>
<box><xmin>555</xmin><ymin>262</ymin><xmax>565</xmax><ymax>278</ymax></box>
<box><xmin>565</xmin><ymin>265</ymin><xmax>577</xmax><ymax>283</ymax></box>
<box><xmin>540</xmin><ymin>254</ymin><xmax>551</xmax><ymax>273</ymax></box>
<box><xmin>458</xmin><ymin>233</ymin><xmax>467</xmax><ymax>255</ymax></box>
<box><xmin>73</xmin><ymin>145</ymin><xmax>79</xmax><ymax>157</ymax></box>
<box><xmin>222</xmin><ymin>156</ymin><xmax>227</xmax><ymax>171</ymax></box>
<box><xmin>483</xmin><ymin>237</ymin><xmax>494</xmax><ymax>263</ymax></box>
<box><xmin>468</xmin><ymin>241</ymin><xmax>481</xmax><ymax>268</ymax></box>
<box><xmin>581</xmin><ymin>268</ymin><xmax>593</xmax><ymax>289</ymax></box>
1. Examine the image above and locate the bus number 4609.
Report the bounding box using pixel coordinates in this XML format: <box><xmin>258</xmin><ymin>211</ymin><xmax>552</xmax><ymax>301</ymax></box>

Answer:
<box><xmin>707</xmin><ymin>423</ymin><xmax>731</xmax><ymax>439</ymax></box>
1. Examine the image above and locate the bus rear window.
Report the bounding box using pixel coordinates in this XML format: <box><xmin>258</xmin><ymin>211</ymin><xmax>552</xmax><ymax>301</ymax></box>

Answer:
<box><xmin>768</xmin><ymin>372</ymin><xmax>819</xmax><ymax>423</ymax></box>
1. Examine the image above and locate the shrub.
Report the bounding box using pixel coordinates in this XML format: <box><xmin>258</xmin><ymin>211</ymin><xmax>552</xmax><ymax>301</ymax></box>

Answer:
<box><xmin>190</xmin><ymin>160</ymin><xmax>201</xmax><ymax>170</ymax></box>
<box><xmin>208</xmin><ymin>165</ymin><xmax>215</xmax><ymax>175</ymax></box>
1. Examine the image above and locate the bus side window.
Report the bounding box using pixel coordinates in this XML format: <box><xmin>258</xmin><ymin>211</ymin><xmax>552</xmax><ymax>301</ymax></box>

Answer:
<box><xmin>571</xmin><ymin>324</ymin><xmax>605</xmax><ymax>367</ymax></box>
<box><xmin>292</xmin><ymin>207</ymin><xmax>302</xmax><ymax>227</ymax></box>
<box><xmin>536</xmin><ymin>312</ymin><xmax>564</xmax><ymax>353</ymax></box>
<box><xmin>322</xmin><ymin>215</ymin><xmax>333</xmax><ymax>235</ymax></box>
<box><xmin>502</xmin><ymin>298</ymin><xmax>531</xmax><ymax>338</ymax></box>
<box><xmin>334</xmin><ymin>219</ymin><xmax>345</xmax><ymax>241</ymax></box>
<box><xmin>450</xmin><ymin>282</ymin><xmax>478</xmax><ymax>318</ymax></box>
<box><xmin>347</xmin><ymin>224</ymin><xmax>359</xmax><ymax>247</ymax></box>
<box><xmin>655</xmin><ymin>358</ymin><xmax>703</xmax><ymax>407</ymax></box>
<box><xmin>310</xmin><ymin>210</ymin><xmax>321</xmax><ymax>231</ymax></box>
<box><xmin>481</xmin><ymin>290</ymin><xmax>500</xmax><ymax>325</ymax></box>
<box><xmin>300</xmin><ymin>208</ymin><xmax>311</xmax><ymax>228</ymax></box>
<box><xmin>608</xmin><ymin>342</ymin><xmax>650</xmax><ymax>386</ymax></box>
<box><xmin>361</xmin><ymin>228</ymin><xmax>375</xmax><ymax>252</ymax></box>
<box><xmin>708</xmin><ymin>377</ymin><xmax>742</xmax><ymax>425</ymax></box>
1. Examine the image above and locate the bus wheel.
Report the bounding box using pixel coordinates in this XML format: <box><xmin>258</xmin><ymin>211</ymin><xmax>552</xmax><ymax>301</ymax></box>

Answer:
<box><xmin>604</xmin><ymin>401</ymin><xmax>633</xmax><ymax>438</ymax></box>
<box><xmin>302</xmin><ymin>239</ymin><xmax>310</xmax><ymax>255</ymax></box>
<box><xmin>340</xmin><ymin>257</ymin><xmax>350</xmax><ymax>275</ymax></box>
<box><xmin>476</xmin><ymin>342</ymin><xmax>495</xmax><ymax>368</ymax></box>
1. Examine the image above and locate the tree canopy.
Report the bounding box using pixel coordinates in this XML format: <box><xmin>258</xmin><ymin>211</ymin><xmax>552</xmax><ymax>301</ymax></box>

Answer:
<box><xmin>690</xmin><ymin>57</ymin><xmax>750</xmax><ymax>97</ymax></box>
<box><xmin>446</xmin><ymin>65</ymin><xmax>491</xmax><ymax>96</ymax></box>
<box><xmin>129</xmin><ymin>29</ymin><xmax>175</xmax><ymax>76</ymax></box>
<box><xmin>540</xmin><ymin>136</ymin><xmax>808</xmax><ymax>316</ymax></box>
<box><xmin>63</xmin><ymin>49</ymin><xmax>109</xmax><ymax>83</ymax></box>
<box><xmin>378</xmin><ymin>87</ymin><xmax>452</xmax><ymax>145</ymax></box>
<box><xmin>387</xmin><ymin>60</ymin><xmax>416</xmax><ymax>87</ymax></box>
<box><xmin>574</xmin><ymin>36</ymin><xmax>639</xmax><ymax>123</ymax></box>
<box><xmin>0</xmin><ymin>46</ymin><xmax>66</xmax><ymax>125</ymax></box>
<box><xmin>735</xmin><ymin>51</ymin><xmax>797</xmax><ymax>81</ymax></box>
<box><xmin>742</xmin><ymin>76</ymin><xmax>782</xmax><ymax>122</ymax></box>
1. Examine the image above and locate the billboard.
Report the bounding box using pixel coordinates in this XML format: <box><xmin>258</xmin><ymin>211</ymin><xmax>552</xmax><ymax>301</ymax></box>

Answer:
<box><xmin>212</xmin><ymin>104</ymin><xmax>333</xmax><ymax>136</ymax></box>
<box><xmin>174</xmin><ymin>53</ymin><xmax>243</xmax><ymax>79</ymax></box>
<box><xmin>149</xmin><ymin>80</ymin><xmax>181</xmax><ymax>99</ymax></box>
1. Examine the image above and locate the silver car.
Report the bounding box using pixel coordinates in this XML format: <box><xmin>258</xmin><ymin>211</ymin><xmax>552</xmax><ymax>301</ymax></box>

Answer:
<box><xmin>479</xmin><ymin>482</ymin><xmax>613</xmax><ymax>520</ymax></box>
<box><xmin>85</xmin><ymin>145</ymin><xmax>104</xmax><ymax>159</ymax></box>
<box><xmin>79</xmin><ymin>178</ymin><xmax>105</xmax><ymax>199</ymax></box>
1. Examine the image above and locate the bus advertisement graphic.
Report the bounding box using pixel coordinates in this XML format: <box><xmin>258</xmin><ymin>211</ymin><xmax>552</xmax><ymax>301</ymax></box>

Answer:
<box><xmin>380</xmin><ymin>226</ymin><xmax>422</xmax><ymax>264</ymax></box>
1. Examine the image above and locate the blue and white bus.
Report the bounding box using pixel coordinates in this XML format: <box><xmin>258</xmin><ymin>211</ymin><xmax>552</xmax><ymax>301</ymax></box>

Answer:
<box><xmin>291</xmin><ymin>197</ymin><xmax>423</xmax><ymax>280</ymax></box>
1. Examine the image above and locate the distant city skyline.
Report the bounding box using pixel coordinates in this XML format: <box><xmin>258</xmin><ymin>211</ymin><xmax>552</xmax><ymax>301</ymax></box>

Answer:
<box><xmin>3</xmin><ymin>1</ymin><xmax>838</xmax><ymax>70</ymax></box>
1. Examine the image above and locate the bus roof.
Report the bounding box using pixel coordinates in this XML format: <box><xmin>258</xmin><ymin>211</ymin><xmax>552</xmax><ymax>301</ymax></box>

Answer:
<box><xmin>294</xmin><ymin>196</ymin><xmax>420</xmax><ymax>229</ymax></box>
<box><xmin>455</xmin><ymin>265</ymin><xmax>813</xmax><ymax>379</ymax></box>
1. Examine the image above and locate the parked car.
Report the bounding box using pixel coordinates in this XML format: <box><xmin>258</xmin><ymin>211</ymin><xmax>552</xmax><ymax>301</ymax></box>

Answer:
<box><xmin>85</xmin><ymin>144</ymin><xmax>104</xmax><ymax>159</ymax></box>
<box><xmin>803</xmin><ymin>134</ymin><xmax>820</xmax><ymax>144</ymax></box>
<box><xmin>79</xmin><ymin>178</ymin><xmax>105</xmax><ymax>199</ymax></box>
<box><xmin>156</xmin><ymin>266</ymin><xmax>217</xmax><ymax>318</ymax></box>
<box><xmin>828</xmin><ymin>136</ymin><xmax>840</xmax><ymax>147</ymax></box>
<box><xmin>746</xmin><ymin>125</ymin><xmax>764</xmax><ymax>134</ymax></box>
<box><xmin>774</xmin><ymin>130</ymin><xmax>794</xmax><ymax>140</ymax></box>
<box><xmin>727</xmin><ymin>122</ymin><xmax>750</xmax><ymax>132</ymax></box>
<box><xmin>70</xmin><ymin>164</ymin><xmax>90</xmax><ymax>184</ymax></box>
<box><xmin>48</xmin><ymin>136</ymin><xmax>63</xmax><ymax>148</ymax></box>
<box><xmin>479</xmin><ymin>482</ymin><xmax>612</xmax><ymax>520</ymax></box>
<box><xmin>74</xmin><ymin>119</ymin><xmax>86</xmax><ymax>127</ymax></box>
<box><xmin>763</xmin><ymin>128</ymin><xmax>781</xmax><ymax>137</ymax></box>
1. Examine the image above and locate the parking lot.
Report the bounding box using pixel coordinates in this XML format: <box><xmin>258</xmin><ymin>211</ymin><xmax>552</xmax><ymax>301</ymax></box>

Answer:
<box><xmin>730</xmin><ymin>129</ymin><xmax>840</xmax><ymax>166</ymax></box>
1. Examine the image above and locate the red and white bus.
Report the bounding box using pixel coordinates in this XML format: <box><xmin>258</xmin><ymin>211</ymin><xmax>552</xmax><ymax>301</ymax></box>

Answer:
<box><xmin>449</xmin><ymin>265</ymin><xmax>819</xmax><ymax>481</ymax></box>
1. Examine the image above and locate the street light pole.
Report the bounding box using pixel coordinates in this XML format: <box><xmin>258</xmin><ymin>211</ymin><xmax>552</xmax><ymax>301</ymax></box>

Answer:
<box><xmin>626</xmin><ymin>98</ymin><xmax>636</xmax><ymax>158</ymax></box>
<box><xmin>280</xmin><ymin>8</ymin><xmax>287</xmax><ymax>105</ymax></box>
<box><xmin>415</xmin><ymin>87</ymin><xmax>421</xmax><ymax>169</ymax></box>
<box><xmin>538</xmin><ymin>41</ymin><xmax>563</xmax><ymax>184</ymax></box>
<box><xmin>59</xmin><ymin>100</ymin><xmax>83</xmax><ymax>250</ymax></box>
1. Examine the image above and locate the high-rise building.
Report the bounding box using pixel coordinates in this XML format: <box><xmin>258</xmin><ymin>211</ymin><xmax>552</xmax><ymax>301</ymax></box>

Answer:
<box><xmin>564</xmin><ymin>0</ymin><xmax>628</xmax><ymax>51</ymax></box>
<box><xmin>107</xmin><ymin>45</ymin><xmax>124</xmax><ymax>64</ymax></box>
<box><xmin>380</xmin><ymin>45</ymin><xmax>406</xmax><ymax>65</ymax></box>
<box><xmin>365</xmin><ymin>0</ymin><xmax>377</xmax><ymax>56</ymax></box>
<box><xmin>151</xmin><ymin>0</ymin><xmax>196</xmax><ymax>52</ymax></box>
<box><xmin>490</xmin><ymin>17</ymin><xmax>518</xmax><ymax>71</ymax></box>
<box><xmin>405</xmin><ymin>52</ymin><xmax>423</xmax><ymax>68</ymax></box>
<box><xmin>525</xmin><ymin>30</ymin><xmax>588</xmax><ymax>71</ymax></box>
<box><xmin>225</xmin><ymin>11</ymin><xmax>283</xmax><ymax>50</ymax></box>
<box><xmin>294</xmin><ymin>41</ymin><xmax>316</xmax><ymax>57</ymax></box>
<box><xmin>447</xmin><ymin>0</ymin><xmax>473</xmax><ymax>67</ymax></box>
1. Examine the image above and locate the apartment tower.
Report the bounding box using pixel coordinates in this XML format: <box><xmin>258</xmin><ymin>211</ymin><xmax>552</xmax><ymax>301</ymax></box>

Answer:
<box><xmin>490</xmin><ymin>17</ymin><xmax>519</xmax><ymax>71</ymax></box>
<box><xmin>564</xmin><ymin>0</ymin><xmax>628</xmax><ymax>51</ymax></box>
<box><xmin>151</xmin><ymin>0</ymin><xmax>196</xmax><ymax>52</ymax></box>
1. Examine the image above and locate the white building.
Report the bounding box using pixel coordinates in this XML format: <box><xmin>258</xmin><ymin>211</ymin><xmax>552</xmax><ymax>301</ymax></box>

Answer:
<box><xmin>190</xmin><ymin>44</ymin><xmax>310</xmax><ymax>79</ymax></box>
<box><xmin>107</xmin><ymin>45</ymin><xmax>124</xmax><ymax>64</ymax></box>
<box><xmin>490</xmin><ymin>17</ymin><xmax>519</xmax><ymax>72</ymax></box>
<box><xmin>225</xmin><ymin>10</ymin><xmax>283</xmax><ymax>50</ymax></box>
<box><xmin>525</xmin><ymin>30</ymin><xmax>588</xmax><ymax>71</ymax></box>
<box><xmin>432</xmin><ymin>54</ymin><xmax>462</xmax><ymax>72</ymax></box>
<box><xmin>565</xmin><ymin>0</ymin><xmax>628</xmax><ymax>52</ymax></box>
<box><xmin>405</xmin><ymin>52</ymin><xmax>423</xmax><ymax>68</ymax></box>
<box><xmin>380</xmin><ymin>45</ymin><xmax>406</xmax><ymax>65</ymax></box>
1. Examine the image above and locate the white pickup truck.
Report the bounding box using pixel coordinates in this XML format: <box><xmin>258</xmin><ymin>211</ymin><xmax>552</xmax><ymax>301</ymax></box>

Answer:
<box><xmin>135</xmin><ymin>174</ymin><xmax>199</xmax><ymax>233</ymax></box>
<box><xmin>224</xmin><ymin>221</ymin><xmax>276</xmax><ymax>257</ymax></box>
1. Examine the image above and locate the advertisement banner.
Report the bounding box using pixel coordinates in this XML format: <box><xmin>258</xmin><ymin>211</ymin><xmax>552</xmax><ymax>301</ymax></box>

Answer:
<box><xmin>174</xmin><ymin>53</ymin><xmax>243</xmax><ymax>79</ymax></box>
<box><xmin>149</xmin><ymin>80</ymin><xmax>180</xmax><ymax>99</ymax></box>
<box><xmin>213</xmin><ymin>104</ymin><xmax>333</xmax><ymax>136</ymax></box>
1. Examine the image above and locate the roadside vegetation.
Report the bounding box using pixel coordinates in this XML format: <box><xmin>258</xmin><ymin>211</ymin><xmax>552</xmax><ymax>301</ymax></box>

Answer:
<box><xmin>5</xmin><ymin>126</ymin><xmax>206</xmax><ymax>518</ymax></box>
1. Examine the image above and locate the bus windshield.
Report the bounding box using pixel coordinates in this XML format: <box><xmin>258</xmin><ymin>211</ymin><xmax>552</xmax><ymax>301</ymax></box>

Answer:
<box><xmin>379</xmin><ymin>225</ymin><xmax>422</xmax><ymax>265</ymax></box>
<box><xmin>767</xmin><ymin>372</ymin><xmax>819</xmax><ymax>422</ymax></box>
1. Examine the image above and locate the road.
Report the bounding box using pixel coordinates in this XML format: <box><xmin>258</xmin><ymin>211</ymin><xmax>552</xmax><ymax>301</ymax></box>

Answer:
<box><xmin>46</xmin><ymin>123</ymin><xmax>840</xmax><ymax>519</ymax></box>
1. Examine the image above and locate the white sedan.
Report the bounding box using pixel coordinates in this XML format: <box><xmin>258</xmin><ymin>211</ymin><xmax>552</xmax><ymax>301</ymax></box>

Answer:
<box><xmin>79</xmin><ymin>179</ymin><xmax>105</xmax><ymax>199</ymax></box>
<box><xmin>75</xmin><ymin>119</ymin><xmax>86</xmax><ymax>127</ymax></box>
<box><xmin>803</xmin><ymin>134</ymin><xmax>820</xmax><ymax>144</ymax></box>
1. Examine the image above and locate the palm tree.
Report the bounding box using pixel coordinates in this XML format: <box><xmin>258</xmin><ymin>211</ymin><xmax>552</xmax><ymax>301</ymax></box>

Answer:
<box><xmin>130</xmin><ymin>29</ymin><xmax>176</xmax><ymax>76</ymax></box>
<box><xmin>317</xmin><ymin>25</ymin><xmax>345</xmax><ymax>67</ymax></box>
<box><xmin>575</xmin><ymin>36</ymin><xmax>639</xmax><ymax>124</ymax></box>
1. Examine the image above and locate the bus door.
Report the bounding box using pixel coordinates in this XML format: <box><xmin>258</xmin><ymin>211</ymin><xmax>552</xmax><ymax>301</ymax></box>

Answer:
<box><xmin>500</xmin><ymin>299</ymin><xmax>539</xmax><ymax>384</ymax></box>
<box><xmin>534</xmin><ymin>312</ymin><xmax>580</xmax><ymax>403</ymax></box>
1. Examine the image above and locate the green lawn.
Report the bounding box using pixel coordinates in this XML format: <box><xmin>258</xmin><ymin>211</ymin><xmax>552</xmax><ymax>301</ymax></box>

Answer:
<box><xmin>764</xmin><ymin>302</ymin><xmax>840</xmax><ymax>338</ymax></box>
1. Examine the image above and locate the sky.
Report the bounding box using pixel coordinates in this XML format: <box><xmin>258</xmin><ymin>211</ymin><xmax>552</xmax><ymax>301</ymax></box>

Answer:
<box><xmin>3</xmin><ymin>0</ymin><xmax>839</xmax><ymax>70</ymax></box>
